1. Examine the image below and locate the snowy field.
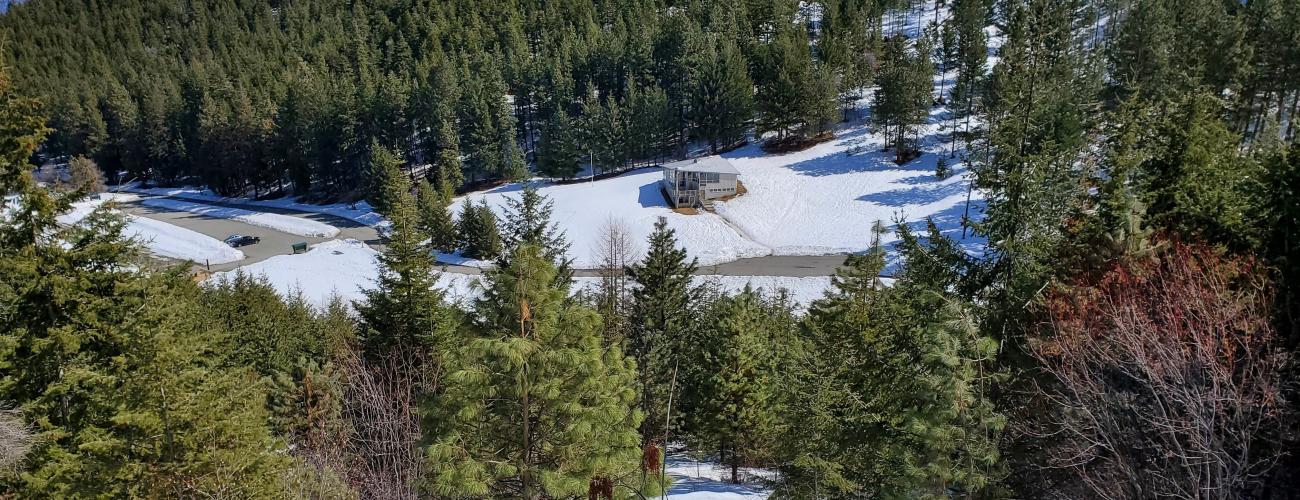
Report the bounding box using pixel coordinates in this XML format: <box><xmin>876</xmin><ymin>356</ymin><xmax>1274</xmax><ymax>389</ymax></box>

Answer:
<box><xmin>140</xmin><ymin>198</ymin><xmax>340</xmax><ymax>237</ymax></box>
<box><xmin>717</xmin><ymin>118</ymin><xmax>981</xmax><ymax>257</ymax></box>
<box><xmin>453</xmin><ymin>169</ymin><xmax>772</xmax><ymax>268</ymax></box>
<box><xmin>59</xmin><ymin>193</ymin><xmax>246</xmax><ymax>265</ymax></box>
<box><xmin>216</xmin><ymin>239</ymin><xmax>832</xmax><ymax>311</ymax></box>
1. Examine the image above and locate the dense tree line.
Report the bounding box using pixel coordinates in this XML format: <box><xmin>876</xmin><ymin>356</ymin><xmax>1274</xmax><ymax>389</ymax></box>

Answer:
<box><xmin>0</xmin><ymin>0</ymin><xmax>883</xmax><ymax>199</ymax></box>
<box><xmin>4</xmin><ymin>0</ymin><xmax>1300</xmax><ymax>498</ymax></box>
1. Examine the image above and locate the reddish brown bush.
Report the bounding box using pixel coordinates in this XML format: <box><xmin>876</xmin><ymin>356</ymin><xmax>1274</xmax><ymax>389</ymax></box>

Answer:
<box><xmin>1028</xmin><ymin>240</ymin><xmax>1287</xmax><ymax>499</ymax></box>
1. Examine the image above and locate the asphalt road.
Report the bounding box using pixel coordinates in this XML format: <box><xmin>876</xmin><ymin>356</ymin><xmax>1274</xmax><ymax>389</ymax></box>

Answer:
<box><xmin>123</xmin><ymin>195</ymin><xmax>850</xmax><ymax>276</ymax></box>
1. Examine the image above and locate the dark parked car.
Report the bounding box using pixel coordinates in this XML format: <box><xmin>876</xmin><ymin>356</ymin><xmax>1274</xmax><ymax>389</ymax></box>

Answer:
<box><xmin>224</xmin><ymin>234</ymin><xmax>260</xmax><ymax>247</ymax></box>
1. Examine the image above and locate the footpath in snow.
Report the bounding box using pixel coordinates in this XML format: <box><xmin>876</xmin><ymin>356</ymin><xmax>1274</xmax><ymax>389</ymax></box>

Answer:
<box><xmin>140</xmin><ymin>198</ymin><xmax>340</xmax><ymax>238</ymax></box>
<box><xmin>59</xmin><ymin>193</ymin><xmax>246</xmax><ymax>265</ymax></box>
<box><xmin>217</xmin><ymin>239</ymin><xmax>832</xmax><ymax>311</ymax></box>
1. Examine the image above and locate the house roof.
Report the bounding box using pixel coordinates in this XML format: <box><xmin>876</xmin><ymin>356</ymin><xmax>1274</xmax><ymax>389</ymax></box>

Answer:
<box><xmin>662</xmin><ymin>156</ymin><xmax>740</xmax><ymax>175</ymax></box>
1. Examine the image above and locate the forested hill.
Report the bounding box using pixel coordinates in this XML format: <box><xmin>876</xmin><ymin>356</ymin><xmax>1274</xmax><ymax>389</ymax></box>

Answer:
<box><xmin>0</xmin><ymin>0</ymin><xmax>865</xmax><ymax>199</ymax></box>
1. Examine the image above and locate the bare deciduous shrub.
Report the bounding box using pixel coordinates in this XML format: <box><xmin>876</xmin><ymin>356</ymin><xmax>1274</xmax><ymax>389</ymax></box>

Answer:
<box><xmin>0</xmin><ymin>409</ymin><xmax>33</xmax><ymax>472</ymax></box>
<box><xmin>68</xmin><ymin>155</ymin><xmax>105</xmax><ymax>193</ymax></box>
<box><xmin>592</xmin><ymin>217</ymin><xmax>640</xmax><ymax>340</ymax></box>
<box><xmin>1026</xmin><ymin>240</ymin><xmax>1288</xmax><ymax>499</ymax></box>
<box><xmin>285</xmin><ymin>346</ymin><xmax>431</xmax><ymax>500</ymax></box>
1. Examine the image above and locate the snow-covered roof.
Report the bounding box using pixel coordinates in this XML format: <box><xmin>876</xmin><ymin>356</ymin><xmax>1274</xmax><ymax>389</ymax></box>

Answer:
<box><xmin>663</xmin><ymin>156</ymin><xmax>740</xmax><ymax>175</ymax></box>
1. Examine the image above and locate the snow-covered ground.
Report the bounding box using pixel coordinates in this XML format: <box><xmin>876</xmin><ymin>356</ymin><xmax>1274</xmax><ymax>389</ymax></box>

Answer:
<box><xmin>120</xmin><ymin>184</ymin><xmax>387</xmax><ymax>227</ymax></box>
<box><xmin>717</xmin><ymin>119</ymin><xmax>980</xmax><ymax>258</ymax></box>
<box><xmin>213</xmin><ymin>239</ymin><xmax>484</xmax><ymax>308</ymax></box>
<box><xmin>59</xmin><ymin>193</ymin><xmax>246</xmax><ymax>264</ymax></box>
<box><xmin>211</xmin><ymin>239</ymin><xmax>382</xmax><ymax>307</ymax></box>
<box><xmin>453</xmin><ymin>170</ymin><xmax>772</xmax><ymax>268</ymax></box>
<box><xmin>140</xmin><ymin>198</ymin><xmax>340</xmax><ymax>237</ymax></box>
<box><xmin>215</xmin><ymin>239</ymin><xmax>833</xmax><ymax>311</ymax></box>
<box><xmin>664</xmin><ymin>452</ymin><xmax>774</xmax><ymax>499</ymax></box>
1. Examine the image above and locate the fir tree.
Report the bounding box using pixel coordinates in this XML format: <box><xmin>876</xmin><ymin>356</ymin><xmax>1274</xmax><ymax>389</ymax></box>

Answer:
<box><xmin>536</xmin><ymin>107</ymin><xmax>582</xmax><ymax>179</ymax></box>
<box><xmin>366</xmin><ymin>141</ymin><xmax>408</xmax><ymax>217</ymax></box>
<box><xmin>948</xmin><ymin>0</ymin><xmax>989</xmax><ymax>153</ymax></box>
<box><xmin>973</xmin><ymin>0</ymin><xmax>1098</xmax><ymax>344</ymax></box>
<box><xmin>416</xmin><ymin>178</ymin><xmax>456</xmax><ymax>252</ymax></box>
<box><xmin>424</xmin><ymin>244</ymin><xmax>647</xmax><ymax>499</ymax></box>
<box><xmin>625</xmin><ymin>217</ymin><xmax>698</xmax><ymax>443</ymax></box>
<box><xmin>872</xmin><ymin>35</ymin><xmax>935</xmax><ymax>163</ymax></box>
<box><xmin>499</xmin><ymin>186</ymin><xmax>574</xmax><ymax>284</ymax></box>
<box><xmin>456</xmin><ymin>198</ymin><xmax>503</xmax><ymax>260</ymax></box>
<box><xmin>691</xmin><ymin>287</ymin><xmax>780</xmax><ymax>484</ymax></box>
<box><xmin>626</xmin><ymin>83</ymin><xmax>673</xmax><ymax>163</ymax></box>
<box><xmin>692</xmin><ymin>39</ymin><xmax>754</xmax><ymax>153</ymax></box>
<box><xmin>0</xmin><ymin>63</ymin><xmax>291</xmax><ymax>495</ymax></box>
<box><xmin>755</xmin><ymin>24</ymin><xmax>837</xmax><ymax>139</ymax></box>
<box><xmin>356</xmin><ymin>186</ymin><xmax>459</xmax><ymax>360</ymax></box>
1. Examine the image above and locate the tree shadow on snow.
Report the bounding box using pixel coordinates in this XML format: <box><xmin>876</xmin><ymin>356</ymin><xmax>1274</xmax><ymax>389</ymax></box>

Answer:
<box><xmin>857</xmin><ymin>178</ymin><xmax>971</xmax><ymax>207</ymax></box>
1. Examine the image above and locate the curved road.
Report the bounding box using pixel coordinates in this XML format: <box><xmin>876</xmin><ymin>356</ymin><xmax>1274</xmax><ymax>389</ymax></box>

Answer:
<box><xmin>123</xmin><ymin>195</ymin><xmax>849</xmax><ymax>276</ymax></box>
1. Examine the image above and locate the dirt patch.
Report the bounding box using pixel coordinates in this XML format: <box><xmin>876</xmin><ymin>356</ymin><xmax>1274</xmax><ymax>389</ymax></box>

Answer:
<box><xmin>761</xmin><ymin>132</ymin><xmax>835</xmax><ymax>154</ymax></box>
<box><xmin>673</xmin><ymin>207</ymin><xmax>700</xmax><ymax>215</ymax></box>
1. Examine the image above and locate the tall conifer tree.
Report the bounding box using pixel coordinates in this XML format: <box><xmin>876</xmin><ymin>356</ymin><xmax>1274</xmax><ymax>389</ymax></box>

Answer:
<box><xmin>425</xmin><ymin>245</ymin><xmax>646</xmax><ymax>499</ymax></box>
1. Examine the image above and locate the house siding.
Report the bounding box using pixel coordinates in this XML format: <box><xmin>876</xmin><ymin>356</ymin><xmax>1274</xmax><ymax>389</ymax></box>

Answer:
<box><xmin>662</xmin><ymin>170</ymin><xmax>738</xmax><ymax>208</ymax></box>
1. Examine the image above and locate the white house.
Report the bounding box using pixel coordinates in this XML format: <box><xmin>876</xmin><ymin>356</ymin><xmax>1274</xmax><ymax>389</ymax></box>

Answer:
<box><xmin>661</xmin><ymin>156</ymin><xmax>740</xmax><ymax>209</ymax></box>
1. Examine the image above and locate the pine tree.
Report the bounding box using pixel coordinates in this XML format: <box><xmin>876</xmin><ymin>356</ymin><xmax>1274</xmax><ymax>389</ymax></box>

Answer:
<box><xmin>424</xmin><ymin>244</ymin><xmax>646</xmax><ymax>499</ymax></box>
<box><xmin>692</xmin><ymin>39</ymin><xmax>754</xmax><ymax>153</ymax></box>
<box><xmin>356</xmin><ymin>185</ymin><xmax>459</xmax><ymax>360</ymax></box>
<box><xmin>872</xmin><ymin>35</ymin><xmax>934</xmax><ymax>163</ymax></box>
<box><xmin>948</xmin><ymin>0</ymin><xmax>988</xmax><ymax>154</ymax></box>
<box><xmin>416</xmin><ymin>178</ymin><xmax>456</xmax><ymax>252</ymax></box>
<box><xmin>625</xmin><ymin>217</ymin><xmax>698</xmax><ymax>443</ymax></box>
<box><xmin>755</xmin><ymin>24</ymin><xmax>835</xmax><ymax>139</ymax></box>
<box><xmin>366</xmin><ymin>141</ymin><xmax>408</xmax><ymax>216</ymax></box>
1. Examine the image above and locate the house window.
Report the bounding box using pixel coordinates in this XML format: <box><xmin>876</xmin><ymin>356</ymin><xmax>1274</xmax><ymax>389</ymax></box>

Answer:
<box><xmin>701</xmin><ymin>172</ymin><xmax>720</xmax><ymax>183</ymax></box>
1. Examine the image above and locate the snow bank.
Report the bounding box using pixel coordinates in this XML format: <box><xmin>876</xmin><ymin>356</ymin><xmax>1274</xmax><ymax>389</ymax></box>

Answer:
<box><xmin>141</xmin><ymin>198</ymin><xmax>340</xmax><ymax>237</ymax></box>
<box><xmin>213</xmin><ymin>239</ymin><xmax>380</xmax><ymax>307</ymax></box>
<box><xmin>124</xmin><ymin>217</ymin><xmax>246</xmax><ymax>264</ymax></box>
<box><xmin>59</xmin><ymin>193</ymin><xmax>245</xmax><ymax>265</ymax></box>
<box><xmin>120</xmin><ymin>184</ymin><xmax>387</xmax><ymax>227</ymax></box>
<box><xmin>454</xmin><ymin>170</ymin><xmax>771</xmax><ymax>268</ymax></box>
